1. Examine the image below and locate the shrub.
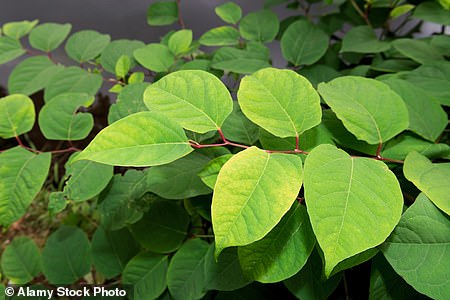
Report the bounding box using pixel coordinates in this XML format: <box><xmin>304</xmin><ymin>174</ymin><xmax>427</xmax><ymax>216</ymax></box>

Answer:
<box><xmin>0</xmin><ymin>0</ymin><xmax>449</xmax><ymax>299</ymax></box>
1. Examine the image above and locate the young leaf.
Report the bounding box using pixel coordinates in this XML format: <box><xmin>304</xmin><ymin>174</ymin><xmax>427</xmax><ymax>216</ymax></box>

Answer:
<box><xmin>0</xmin><ymin>36</ymin><xmax>26</xmax><ymax>64</ymax></box>
<box><xmin>238</xmin><ymin>203</ymin><xmax>315</xmax><ymax>283</ymax></box>
<box><xmin>382</xmin><ymin>134</ymin><xmax>450</xmax><ymax>160</ymax></box>
<box><xmin>341</xmin><ymin>26</ymin><xmax>390</xmax><ymax>53</ymax></box>
<box><xmin>8</xmin><ymin>56</ymin><xmax>63</xmax><ymax>95</ymax></box>
<box><xmin>2</xmin><ymin>20</ymin><xmax>38</xmax><ymax>39</ymax></box>
<box><xmin>0</xmin><ymin>94</ymin><xmax>35</xmax><ymax>138</ymax></box>
<box><xmin>212</xmin><ymin>146</ymin><xmax>303</xmax><ymax>257</ymax></box>
<box><xmin>146</xmin><ymin>152</ymin><xmax>212</xmax><ymax>199</ymax></box>
<box><xmin>38</xmin><ymin>93</ymin><xmax>94</xmax><ymax>140</ymax></box>
<box><xmin>381</xmin><ymin>78</ymin><xmax>447</xmax><ymax>142</ymax></box>
<box><xmin>133</xmin><ymin>43</ymin><xmax>175</xmax><ymax>72</ymax></box>
<box><xmin>130</xmin><ymin>200</ymin><xmax>190</xmax><ymax>253</ymax></box>
<box><xmin>304</xmin><ymin>144</ymin><xmax>403</xmax><ymax>276</ymax></box>
<box><xmin>0</xmin><ymin>237</ymin><xmax>42</xmax><ymax>284</ymax></box>
<box><xmin>100</xmin><ymin>39</ymin><xmax>145</xmax><ymax>73</ymax></box>
<box><xmin>144</xmin><ymin>70</ymin><xmax>233</xmax><ymax>133</ymax></box>
<box><xmin>403</xmin><ymin>151</ymin><xmax>450</xmax><ymax>215</ymax></box>
<box><xmin>167</xmin><ymin>239</ymin><xmax>210</xmax><ymax>300</ymax></box>
<box><xmin>114</xmin><ymin>54</ymin><xmax>131</xmax><ymax>78</ymax></box>
<box><xmin>238</xmin><ymin>67</ymin><xmax>321</xmax><ymax>138</ymax></box>
<box><xmin>62</xmin><ymin>153</ymin><xmax>113</xmax><ymax>202</ymax></box>
<box><xmin>239</xmin><ymin>10</ymin><xmax>279</xmax><ymax>43</ymax></box>
<box><xmin>380</xmin><ymin>194</ymin><xmax>450</xmax><ymax>299</ymax></box>
<box><xmin>91</xmin><ymin>226</ymin><xmax>140</xmax><ymax>279</ymax></box>
<box><xmin>205</xmin><ymin>246</ymin><xmax>251</xmax><ymax>291</ymax></box>
<box><xmin>281</xmin><ymin>19</ymin><xmax>329</xmax><ymax>66</ymax></box>
<box><xmin>318</xmin><ymin>76</ymin><xmax>409</xmax><ymax>144</ymax></box>
<box><xmin>44</xmin><ymin>66</ymin><xmax>102</xmax><ymax>101</ymax></box>
<box><xmin>29</xmin><ymin>23</ymin><xmax>71</xmax><ymax>52</ymax></box>
<box><xmin>42</xmin><ymin>226</ymin><xmax>91</xmax><ymax>284</ymax></box>
<box><xmin>147</xmin><ymin>1</ymin><xmax>178</xmax><ymax>26</ymax></box>
<box><xmin>75</xmin><ymin>112</ymin><xmax>192</xmax><ymax>166</ymax></box>
<box><xmin>168</xmin><ymin>29</ymin><xmax>193</xmax><ymax>56</ymax></box>
<box><xmin>0</xmin><ymin>147</ymin><xmax>51</xmax><ymax>226</ymax></box>
<box><xmin>65</xmin><ymin>30</ymin><xmax>111</xmax><ymax>63</ymax></box>
<box><xmin>199</xmin><ymin>26</ymin><xmax>240</xmax><ymax>46</ymax></box>
<box><xmin>122</xmin><ymin>252</ymin><xmax>168</xmax><ymax>300</ymax></box>
<box><xmin>215</xmin><ymin>2</ymin><xmax>242</xmax><ymax>24</ymax></box>
<box><xmin>128</xmin><ymin>71</ymin><xmax>145</xmax><ymax>84</ymax></box>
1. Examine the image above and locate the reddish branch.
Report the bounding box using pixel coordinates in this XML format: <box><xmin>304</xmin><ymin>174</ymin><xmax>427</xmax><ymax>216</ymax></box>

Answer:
<box><xmin>12</xmin><ymin>136</ymin><xmax>80</xmax><ymax>154</ymax></box>
<box><xmin>176</xmin><ymin>0</ymin><xmax>186</xmax><ymax>29</ymax></box>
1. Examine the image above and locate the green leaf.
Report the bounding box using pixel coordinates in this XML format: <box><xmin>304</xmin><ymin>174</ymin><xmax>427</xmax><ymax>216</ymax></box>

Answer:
<box><xmin>222</xmin><ymin>102</ymin><xmax>260</xmax><ymax>145</ymax></box>
<box><xmin>390</xmin><ymin>4</ymin><xmax>415</xmax><ymax>18</ymax></box>
<box><xmin>381</xmin><ymin>78</ymin><xmax>447</xmax><ymax>142</ymax></box>
<box><xmin>133</xmin><ymin>43</ymin><xmax>175</xmax><ymax>72</ymax></box>
<box><xmin>108</xmin><ymin>82</ymin><xmax>149</xmax><ymax>124</ymax></box>
<box><xmin>205</xmin><ymin>246</ymin><xmax>251</xmax><ymax>291</ymax></box>
<box><xmin>212</xmin><ymin>146</ymin><xmax>303</xmax><ymax>257</ymax></box>
<box><xmin>400</xmin><ymin>62</ymin><xmax>450</xmax><ymax>106</ymax></box>
<box><xmin>284</xmin><ymin>250</ymin><xmax>342</xmax><ymax>300</ymax></box>
<box><xmin>115</xmin><ymin>54</ymin><xmax>130</xmax><ymax>78</ymax></box>
<box><xmin>304</xmin><ymin>144</ymin><xmax>403</xmax><ymax>276</ymax></box>
<box><xmin>369</xmin><ymin>254</ymin><xmax>428</xmax><ymax>300</ymax></box>
<box><xmin>238</xmin><ymin>203</ymin><xmax>315</xmax><ymax>283</ymax></box>
<box><xmin>62</xmin><ymin>153</ymin><xmax>113</xmax><ymax>202</ymax></box>
<box><xmin>211</xmin><ymin>46</ymin><xmax>271</xmax><ymax>74</ymax></box>
<box><xmin>341</xmin><ymin>26</ymin><xmax>390</xmax><ymax>53</ymax></box>
<box><xmin>239</xmin><ymin>10</ymin><xmax>279</xmax><ymax>43</ymax></box>
<box><xmin>8</xmin><ymin>56</ymin><xmax>63</xmax><ymax>95</ymax></box>
<box><xmin>380</xmin><ymin>194</ymin><xmax>450</xmax><ymax>299</ymax></box>
<box><xmin>215</xmin><ymin>2</ymin><xmax>242</xmax><ymax>24</ymax></box>
<box><xmin>130</xmin><ymin>200</ymin><xmax>190</xmax><ymax>253</ymax></box>
<box><xmin>0</xmin><ymin>237</ymin><xmax>42</xmax><ymax>284</ymax></box>
<box><xmin>330</xmin><ymin>248</ymin><xmax>378</xmax><ymax>277</ymax></box>
<box><xmin>198</xmin><ymin>154</ymin><xmax>233</xmax><ymax>189</ymax></box>
<box><xmin>238</xmin><ymin>67</ymin><xmax>321</xmax><ymax>138</ymax></box>
<box><xmin>29</xmin><ymin>23</ymin><xmax>71</xmax><ymax>52</ymax></box>
<box><xmin>318</xmin><ymin>76</ymin><xmax>409</xmax><ymax>144</ymax></box>
<box><xmin>413</xmin><ymin>1</ymin><xmax>450</xmax><ymax>26</ymax></box>
<box><xmin>281</xmin><ymin>19</ymin><xmax>329</xmax><ymax>66</ymax></box>
<box><xmin>0</xmin><ymin>94</ymin><xmax>35</xmax><ymax>138</ymax></box>
<box><xmin>199</xmin><ymin>26</ymin><xmax>240</xmax><ymax>46</ymax></box>
<box><xmin>144</xmin><ymin>70</ymin><xmax>233</xmax><ymax>133</ymax></box>
<box><xmin>404</xmin><ymin>152</ymin><xmax>450</xmax><ymax>215</ymax></box>
<box><xmin>2</xmin><ymin>20</ymin><xmax>38</xmax><ymax>39</ymax></box>
<box><xmin>167</xmin><ymin>239</ymin><xmax>210</xmax><ymax>300</ymax></box>
<box><xmin>100</xmin><ymin>39</ymin><xmax>145</xmax><ymax>73</ymax></box>
<box><xmin>92</xmin><ymin>226</ymin><xmax>140</xmax><ymax>279</ymax></box>
<box><xmin>128</xmin><ymin>71</ymin><xmax>145</xmax><ymax>84</ymax></box>
<box><xmin>168</xmin><ymin>29</ymin><xmax>192</xmax><ymax>56</ymax></box>
<box><xmin>65</xmin><ymin>30</ymin><xmax>110</xmax><ymax>63</ymax></box>
<box><xmin>382</xmin><ymin>134</ymin><xmax>450</xmax><ymax>160</ymax></box>
<box><xmin>0</xmin><ymin>36</ymin><xmax>25</xmax><ymax>65</ymax></box>
<box><xmin>42</xmin><ymin>226</ymin><xmax>91</xmax><ymax>284</ymax></box>
<box><xmin>48</xmin><ymin>192</ymin><xmax>67</xmax><ymax>215</ymax></box>
<box><xmin>98</xmin><ymin>170</ymin><xmax>147</xmax><ymax>230</ymax></box>
<box><xmin>75</xmin><ymin>111</ymin><xmax>193</xmax><ymax>167</ymax></box>
<box><xmin>0</xmin><ymin>147</ymin><xmax>51</xmax><ymax>226</ymax></box>
<box><xmin>44</xmin><ymin>66</ymin><xmax>102</xmax><ymax>101</ymax></box>
<box><xmin>146</xmin><ymin>152</ymin><xmax>212</xmax><ymax>199</ymax></box>
<box><xmin>297</xmin><ymin>64</ymin><xmax>341</xmax><ymax>88</ymax></box>
<box><xmin>147</xmin><ymin>1</ymin><xmax>178</xmax><ymax>26</ymax></box>
<box><xmin>392</xmin><ymin>38</ymin><xmax>444</xmax><ymax>64</ymax></box>
<box><xmin>122</xmin><ymin>252</ymin><xmax>168</xmax><ymax>300</ymax></box>
<box><xmin>38</xmin><ymin>93</ymin><xmax>94</xmax><ymax>140</ymax></box>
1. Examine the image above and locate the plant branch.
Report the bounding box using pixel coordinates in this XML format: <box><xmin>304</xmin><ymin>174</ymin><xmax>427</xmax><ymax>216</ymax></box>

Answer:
<box><xmin>14</xmin><ymin>135</ymin><xmax>80</xmax><ymax>154</ymax></box>
<box><xmin>176</xmin><ymin>0</ymin><xmax>186</xmax><ymax>29</ymax></box>
<box><xmin>350</xmin><ymin>0</ymin><xmax>372</xmax><ymax>27</ymax></box>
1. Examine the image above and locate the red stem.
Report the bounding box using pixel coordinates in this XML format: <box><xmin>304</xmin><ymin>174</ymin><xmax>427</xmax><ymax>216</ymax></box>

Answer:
<box><xmin>176</xmin><ymin>0</ymin><xmax>186</xmax><ymax>29</ymax></box>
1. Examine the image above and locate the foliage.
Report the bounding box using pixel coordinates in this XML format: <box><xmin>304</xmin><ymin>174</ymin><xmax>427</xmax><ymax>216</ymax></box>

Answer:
<box><xmin>0</xmin><ymin>0</ymin><xmax>449</xmax><ymax>299</ymax></box>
